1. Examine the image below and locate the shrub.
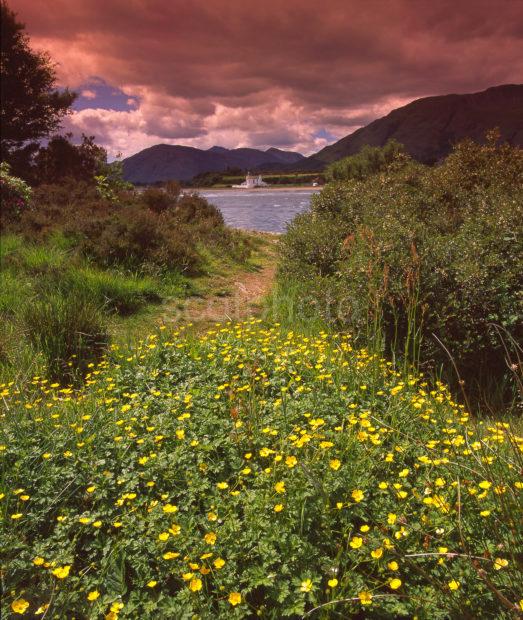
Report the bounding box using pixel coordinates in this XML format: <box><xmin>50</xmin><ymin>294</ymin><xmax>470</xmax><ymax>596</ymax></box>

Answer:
<box><xmin>326</xmin><ymin>139</ymin><xmax>407</xmax><ymax>182</ymax></box>
<box><xmin>279</xmin><ymin>137</ymin><xmax>523</xmax><ymax>406</ymax></box>
<box><xmin>0</xmin><ymin>161</ymin><xmax>32</xmax><ymax>225</ymax></box>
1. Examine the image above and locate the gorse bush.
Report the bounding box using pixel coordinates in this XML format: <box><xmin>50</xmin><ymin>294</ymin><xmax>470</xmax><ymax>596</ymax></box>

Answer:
<box><xmin>2</xmin><ymin>322</ymin><xmax>522</xmax><ymax>618</ymax></box>
<box><xmin>280</xmin><ymin>135</ymin><xmax>523</xmax><ymax>407</ymax></box>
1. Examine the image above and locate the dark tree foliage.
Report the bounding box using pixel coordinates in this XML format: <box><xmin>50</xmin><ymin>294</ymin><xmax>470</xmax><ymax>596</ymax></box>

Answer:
<box><xmin>326</xmin><ymin>140</ymin><xmax>407</xmax><ymax>182</ymax></box>
<box><xmin>0</xmin><ymin>2</ymin><xmax>76</xmax><ymax>162</ymax></box>
<box><xmin>34</xmin><ymin>133</ymin><xmax>107</xmax><ymax>184</ymax></box>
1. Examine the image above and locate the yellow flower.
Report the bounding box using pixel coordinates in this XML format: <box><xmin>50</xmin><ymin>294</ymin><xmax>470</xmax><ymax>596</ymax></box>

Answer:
<box><xmin>87</xmin><ymin>590</ymin><xmax>100</xmax><ymax>601</ymax></box>
<box><xmin>228</xmin><ymin>592</ymin><xmax>242</xmax><ymax>606</ymax></box>
<box><xmin>478</xmin><ymin>480</ymin><xmax>491</xmax><ymax>490</ymax></box>
<box><xmin>300</xmin><ymin>579</ymin><xmax>313</xmax><ymax>592</ymax></box>
<box><xmin>11</xmin><ymin>599</ymin><xmax>30</xmax><ymax>614</ymax></box>
<box><xmin>387</xmin><ymin>513</ymin><xmax>397</xmax><ymax>525</ymax></box>
<box><xmin>189</xmin><ymin>578</ymin><xmax>202</xmax><ymax>592</ymax></box>
<box><xmin>163</xmin><ymin>504</ymin><xmax>178</xmax><ymax>513</ymax></box>
<box><xmin>351</xmin><ymin>489</ymin><xmax>364</xmax><ymax>502</ymax></box>
<box><xmin>371</xmin><ymin>547</ymin><xmax>383</xmax><ymax>559</ymax></box>
<box><xmin>35</xmin><ymin>603</ymin><xmax>49</xmax><ymax>615</ymax></box>
<box><xmin>329</xmin><ymin>459</ymin><xmax>341</xmax><ymax>471</ymax></box>
<box><xmin>387</xmin><ymin>561</ymin><xmax>399</xmax><ymax>571</ymax></box>
<box><xmin>448</xmin><ymin>580</ymin><xmax>460</xmax><ymax>591</ymax></box>
<box><xmin>33</xmin><ymin>556</ymin><xmax>45</xmax><ymax>566</ymax></box>
<box><xmin>204</xmin><ymin>532</ymin><xmax>217</xmax><ymax>545</ymax></box>
<box><xmin>274</xmin><ymin>504</ymin><xmax>284</xmax><ymax>512</ymax></box>
<box><xmin>493</xmin><ymin>558</ymin><xmax>508</xmax><ymax>570</ymax></box>
<box><xmin>389</xmin><ymin>578</ymin><xmax>402</xmax><ymax>589</ymax></box>
<box><xmin>285</xmin><ymin>455</ymin><xmax>297</xmax><ymax>468</ymax></box>
<box><xmin>86</xmin><ymin>485</ymin><xmax>96</xmax><ymax>493</ymax></box>
<box><xmin>158</xmin><ymin>532</ymin><xmax>169</xmax><ymax>541</ymax></box>
<box><xmin>147</xmin><ymin>580</ymin><xmax>157</xmax><ymax>588</ymax></box>
<box><xmin>213</xmin><ymin>557</ymin><xmax>226</xmax><ymax>569</ymax></box>
<box><xmin>328</xmin><ymin>578</ymin><xmax>338</xmax><ymax>588</ymax></box>
<box><xmin>480</xmin><ymin>510</ymin><xmax>491</xmax><ymax>517</ymax></box>
<box><xmin>207</xmin><ymin>512</ymin><xmax>218</xmax><ymax>521</ymax></box>
<box><xmin>93</xmin><ymin>520</ymin><xmax>102</xmax><ymax>528</ymax></box>
<box><xmin>274</xmin><ymin>481</ymin><xmax>286</xmax><ymax>494</ymax></box>
<box><xmin>358</xmin><ymin>591</ymin><xmax>373</xmax><ymax>605</ymax></box>
<box><xmin>217</xmin><ymin>482</ymin><xmax>229</xmax><ymax>490</ymax></box>
<box><xmin>378</xmin><ymin>482</ymin><xmax>389</xmax><ymax>490</ymax></box>
<box><xmin>11</xmin><ymin>513</ymin><xmax>23</xmax><ymax>519</ymax></box>
<box><xmin>350</xmin><ymin>536</ymin><xmax>363</xmax><ymax>549</ymax></box>
<box><xmin>52</xmin><ymin>565</ymin><xmax>71</xmax><ymax>579</ymax></box>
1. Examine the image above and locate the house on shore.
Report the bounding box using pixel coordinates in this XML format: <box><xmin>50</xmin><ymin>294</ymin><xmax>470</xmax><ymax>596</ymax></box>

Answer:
<box><xmin>232</xmin><ymin>173</ymin><xmax>269</xmax><ymax>189</ymax></box>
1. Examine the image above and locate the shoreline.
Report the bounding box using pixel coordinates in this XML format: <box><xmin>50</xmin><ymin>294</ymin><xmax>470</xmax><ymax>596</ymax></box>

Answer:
<box><xmin>189</xmin><ymin>185</ymin><xmax>322</xmax><ymax>192</ymax></box>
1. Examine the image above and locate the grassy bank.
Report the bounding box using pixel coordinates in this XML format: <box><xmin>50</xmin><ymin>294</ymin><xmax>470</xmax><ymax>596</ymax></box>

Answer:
<box><xmin>2</xmin><ymin>321</ymin><xmax>522</xmax><ymax>618</ymax></box>
<box><xmin>0</xmin><ymin>181</ymin><xmax>276</xmax><ymax>384</ymax></box>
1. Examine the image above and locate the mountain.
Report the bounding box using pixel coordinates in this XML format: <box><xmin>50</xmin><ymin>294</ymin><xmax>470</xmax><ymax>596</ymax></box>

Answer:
<box><xmin>122</xmin><ymin>144</ymin><xmax>304</xmax><ymax>183</ymax></box>
<box><xmin>305</xmin><ymin>84</ymin><xmax>523</xmax><ymax>167</ymax></box>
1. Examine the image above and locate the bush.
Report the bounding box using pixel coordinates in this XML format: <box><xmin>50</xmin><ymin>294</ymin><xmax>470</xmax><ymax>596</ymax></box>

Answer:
<box><xmin>0</xmin><ymin>161</ymin><xmax>32</xmax><ymax>225</ymax></box>
<box><xmin>326</xmin><ymin>140</ymin><xmax>406</xmax><ymax>182</ymax></box>
<box><xmin>22</xmin><ymin>289</ymin><xmax>109</xmax><ymax>380</ymax></box>
<box><xmin>7</xmin><ymin>182</ymin><xmax>249</xmax><ymax>275</ymax></box>
<box><xmin>280</xmin><ymin>136</ymin><xmax>523</xmax><ymax>406</ymax></box>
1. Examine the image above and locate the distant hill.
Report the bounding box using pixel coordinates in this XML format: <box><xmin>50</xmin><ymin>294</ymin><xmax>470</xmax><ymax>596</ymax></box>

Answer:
<box><xmin>122</xmin><ymin>145</ymin><xmax>304</xmax><ymax>183</ymax></box>
<box><xmin>305</xmin><ymin>84</ymin><xmax>523</xmax><ymax>167</ymax></box>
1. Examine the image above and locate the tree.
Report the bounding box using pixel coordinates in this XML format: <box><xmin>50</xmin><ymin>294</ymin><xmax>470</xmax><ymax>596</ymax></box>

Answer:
<box><xmin>34</xmin><ymin>133</ymin><xmax>107</xmax><ymax>184</ymax></box>
<box><xmin>326</xmin><ymin>140</ymin><xmax>408</xmax><ymax>182</ymax></box>
<box><xmin>0</xmin><ymin>1</ymin><xmax>76</xmax><ymax>164</ymax></box>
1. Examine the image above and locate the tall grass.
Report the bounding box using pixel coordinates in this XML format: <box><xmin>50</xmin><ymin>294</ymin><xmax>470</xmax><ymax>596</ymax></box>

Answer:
<box><xmin>22</xmin><ymin>290</ymin><xmax>109</xmax><ymax>381</ymax></box>
<box><xmin>64</xmin><ymin>267</ymin><xmax>161</xmax><ymax>315</ymax></box>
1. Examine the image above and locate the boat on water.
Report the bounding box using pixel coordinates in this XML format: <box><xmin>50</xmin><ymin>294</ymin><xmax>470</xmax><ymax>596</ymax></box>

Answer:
<box><xmin>232</xmin><ymin>173</ymin><xmax>269</xmax><ymax>189</ymax></box>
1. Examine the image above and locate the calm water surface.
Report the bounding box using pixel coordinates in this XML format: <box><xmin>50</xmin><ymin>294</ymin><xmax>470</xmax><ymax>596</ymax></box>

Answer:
<box><xmin>197</xmin><ymin>188</ymin><xmax>320</xmax><ymax>233</ymax></box>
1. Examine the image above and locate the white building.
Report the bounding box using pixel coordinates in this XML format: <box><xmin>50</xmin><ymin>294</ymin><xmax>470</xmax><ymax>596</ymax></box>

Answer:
<box><xmin>232</xmin><ymin>172</ymin><xmax>269</xmax><ymax>189</ymax></box>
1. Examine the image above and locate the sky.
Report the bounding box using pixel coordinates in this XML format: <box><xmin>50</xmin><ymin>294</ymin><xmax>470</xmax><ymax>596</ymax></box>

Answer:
<box><xmin>9</xmin><ymin>0</ymin><xmax>523</xmax><ymax>158</ymax></box>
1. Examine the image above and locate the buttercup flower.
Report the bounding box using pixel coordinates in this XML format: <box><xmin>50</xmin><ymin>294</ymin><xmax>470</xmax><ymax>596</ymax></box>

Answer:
<box><xmin>11</xmin><ymin>599</ymin><xmax>30</xmax><ymax>614</ymax></box>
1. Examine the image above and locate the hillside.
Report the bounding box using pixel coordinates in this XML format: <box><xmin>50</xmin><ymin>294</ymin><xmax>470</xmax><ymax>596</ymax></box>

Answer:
<box><xmin>122</xmin><ymin>144</ymin><xmax>304</xmax><ymax>183</ymax></box>
<box><xmin>307</xmin><ymin>84</ymin><xmax>523</xmax><ymax>166</ymax></box>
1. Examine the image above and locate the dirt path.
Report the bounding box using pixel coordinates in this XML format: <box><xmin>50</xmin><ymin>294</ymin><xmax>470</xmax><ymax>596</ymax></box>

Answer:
<box><xmin>158</xmin><ymin>234</ymin><xmax>278</xmax><ymax>328</ymax></box>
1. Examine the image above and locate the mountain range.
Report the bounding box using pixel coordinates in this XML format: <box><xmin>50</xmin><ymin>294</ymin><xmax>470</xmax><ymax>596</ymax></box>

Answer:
<box><xmin>122</xmin><ymin>145</ymin><xmax>304</xmax><ymax>183</ymax></box>
<box><xmin>122</xmin><ymin>84</ymin><xmax>523</xmax><ymax>183</ymax></box>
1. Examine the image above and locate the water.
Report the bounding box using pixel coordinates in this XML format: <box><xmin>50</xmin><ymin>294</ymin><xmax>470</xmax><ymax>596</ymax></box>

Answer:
<box><xmin>197</xmin><ymin>188</ymin><xmax>320</xmax><ymax>233</ymax></box>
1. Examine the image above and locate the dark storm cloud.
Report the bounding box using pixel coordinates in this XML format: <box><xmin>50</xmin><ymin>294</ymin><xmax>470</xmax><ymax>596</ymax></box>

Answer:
<box><xmin>10</xmin><ymin>0</ymin><xmax>523</xmax><ymax>155</ymax></box>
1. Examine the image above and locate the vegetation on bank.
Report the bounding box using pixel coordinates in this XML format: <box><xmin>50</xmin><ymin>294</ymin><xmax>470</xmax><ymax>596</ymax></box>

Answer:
<box><xmin>184</xmin><ymin>170</ymin><xmax>324</xmax><ymax>188</ymax></box>
<box><xmin>2</xmin><ymin>321</ymin><xmax>522</xmax><ymax>619</ymax></box>
<box><xmin>0</xmin><ymin>181</ymin><xmax>255</xmax><ymax>383</ymax></box>
<box><xmin>279</xmin><ymin>133</ymin><xmax>523</xmax><ymax>411</ymax></box>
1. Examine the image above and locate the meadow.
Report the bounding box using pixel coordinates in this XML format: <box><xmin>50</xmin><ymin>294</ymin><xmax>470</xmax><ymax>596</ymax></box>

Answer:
<box><xmin>2</xmin><ymin>321</ymin><xmax>522</xmax><ymax>618</ymax></box>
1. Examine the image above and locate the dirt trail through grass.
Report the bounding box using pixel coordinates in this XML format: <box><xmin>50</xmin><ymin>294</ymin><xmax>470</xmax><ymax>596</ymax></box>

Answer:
<box><xmin>159</xmin><ymin>232</ymin><xmax>278</xmax><ymax>329</ymax></box>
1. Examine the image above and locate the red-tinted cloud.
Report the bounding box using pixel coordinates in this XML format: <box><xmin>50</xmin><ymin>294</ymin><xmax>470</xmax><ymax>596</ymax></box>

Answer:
<box><xmin>9</xmin><ymin>0</ymin><xmax>523</xmax><ymax>156</ymax></box>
